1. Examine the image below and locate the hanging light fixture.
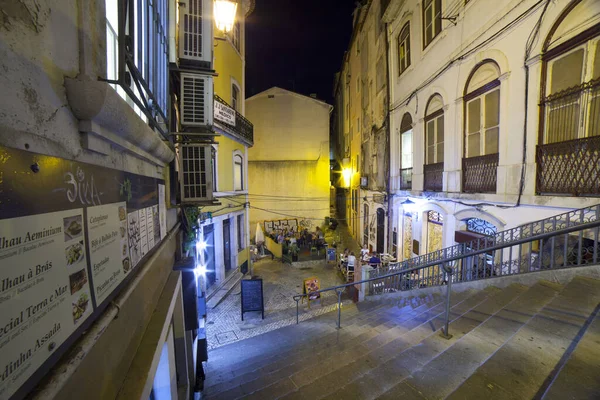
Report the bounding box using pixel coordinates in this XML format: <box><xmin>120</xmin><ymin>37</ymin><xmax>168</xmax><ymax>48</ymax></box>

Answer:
<box><xmin>214</xmin><ymin>0</ymin><xmax>237</xmax><ymax>33</ymax></box>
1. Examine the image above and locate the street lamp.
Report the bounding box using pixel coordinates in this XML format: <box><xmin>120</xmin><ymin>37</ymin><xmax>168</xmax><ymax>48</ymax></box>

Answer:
<box><xmin>214</xmin><ymin>0</ymin><xmax>237</xmax><ymax>33</ymax></box>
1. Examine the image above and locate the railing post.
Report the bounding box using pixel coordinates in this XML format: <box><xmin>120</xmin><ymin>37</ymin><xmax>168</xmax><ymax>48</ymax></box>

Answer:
<box><xmin>295</xmin><ymin>297</ymin><xmax>300</xmax><ymax>324</ymax></box>
<box><xmin>440</xmin><ymin>263</ymin><xmax>453</xmax><ymax>340</ymax></box>
<box><xmin>336</xmin><ymin>289</ymin><xmax>343</xmax><ymax>329</ymax></box>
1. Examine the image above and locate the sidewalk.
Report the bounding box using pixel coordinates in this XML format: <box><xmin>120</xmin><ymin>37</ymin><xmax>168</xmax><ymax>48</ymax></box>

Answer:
<box><xmin>205</xmin><ymin>257</ymin><xmax>348</xmax><ymax>351</ymax></box>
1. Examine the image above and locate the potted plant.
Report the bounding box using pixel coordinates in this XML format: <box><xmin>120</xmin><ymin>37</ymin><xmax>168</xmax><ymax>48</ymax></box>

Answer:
<box><xmin>290</xmin><ymin>243</ymin><xmax>300</xmax><ymax>262</ymax></box>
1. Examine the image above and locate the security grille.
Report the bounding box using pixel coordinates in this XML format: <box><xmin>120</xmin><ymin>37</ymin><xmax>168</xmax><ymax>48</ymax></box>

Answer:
<box><xmin>178</xmin><ymin>144</ymin><xmax>213</xmax><ymax>203</ymax></box>
<box><xmin>180</xmin><ymin>73</ymin><xmax>213</xmax><ymax>126</ymax></box>
<box><xmin>179</xmin><ymin>0</ymin><xmax>213</xmax><ymax>63</ymax></box>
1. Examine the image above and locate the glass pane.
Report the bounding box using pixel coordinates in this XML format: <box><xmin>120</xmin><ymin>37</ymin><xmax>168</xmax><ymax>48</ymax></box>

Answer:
<box><xmin>437</xmin><ymin>143</ymin><xmax>444</xmax><ymax>163</ymax></box>
<box><xmin>484</xmin><ymin>89</ymin><xmax>500</xmax><ymax>128</ymax></box>
<box><xmin>427</xmin><ymin>121</ymin><xmax>435</xmax><ymax>146</ymax></box>
<box><xmin>434</xmin><ymin>0</ymin><xmax>442</xmax><ymax>35</ymax></box>
<box><xmin>550</xmin><ymin>49</ymin><xmax>584</xmax><ymax>94</ymax></box>
<box><xmin>427</xmin><ymin>145</ymin><xmax>434</xmax><ymax>164</ymax></box>
<box><xmin>468</xmin><ymin>133</ymin><xmax>480</xmax><ymax>157</ymax></box>
<box><xmin>402</xmin><ymin>131</ymin><xmax>412</xmax><ymax>166</ymax></box>
<box><xmin>547</xmin><ymin>103</ymin><xmax>579</xmax><ymax>143</ymax></box>
<box><xmin>467</xmin><ymin>99</ymin><xmax>481</xmax><ymax>134</ymax></box>
<box><xmin>436</xmin><ymin>116</ymin><xmax>444</xmax><ymax>142</ymax></box>
<box><xmin>425</xmin><ymin>7</ymin><xmax>432</xmax><ymax>32</ymax></box>
<box><xmin>485</xmin><ymin>128</ymin><xmax>499</xmax><ymax>154</ymax></box>
<box><xmin>594</xmin><ymin>42</ymin><xmax>600</xmax><ymax>79</ymax></box>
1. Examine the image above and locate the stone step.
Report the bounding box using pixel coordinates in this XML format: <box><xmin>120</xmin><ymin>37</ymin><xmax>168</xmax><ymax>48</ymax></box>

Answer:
<box><xmin>204</xmin><ymin>293</ymin><xmax>446</xmax><ymax>398</ymax></box>
<box><xmin>376</xmin><ymin>281</ymin><xmax>563</xmax><ymax>400</ymax></box>
<box><xmin>326</xmin><ymin>284</ymin><xmax>527</xmax><ymax>400</ymax></box>
<box><xmin>447</xmin><ymin>276</ymin><xmax>600</xmax><ymax>400</ymax></box>
<box><xmin>273</xmin><ymin>288</ymin><xmax>489</xmax><ymax>400</ymax></box>
<box><xmin>542</xmin><ymin>304</ymin><xmax>600</xmax><ymax>400</ymax></box>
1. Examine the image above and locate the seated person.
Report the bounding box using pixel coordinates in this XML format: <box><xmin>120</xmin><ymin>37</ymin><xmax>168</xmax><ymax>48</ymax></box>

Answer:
<box><xmin>369</xmin><ymin>253</ymin><xmax>381</xmax><ymax>266</ymax></box>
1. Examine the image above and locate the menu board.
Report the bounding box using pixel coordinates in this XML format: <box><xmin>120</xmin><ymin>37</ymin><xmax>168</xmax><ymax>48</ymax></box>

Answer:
<box><xmin>0</xmin><ymin>209</ymin><xmax>93</xmax><ymax>399</ymax></box>
<box><xmin>0</xmin><ymin>145</ymin><xmax>165</xmax><ymax>400</ymax></box>
<box><xmin>87</xmin><ymin>203</ymin><xmax>131</xmax><ymax>305</ymax></box>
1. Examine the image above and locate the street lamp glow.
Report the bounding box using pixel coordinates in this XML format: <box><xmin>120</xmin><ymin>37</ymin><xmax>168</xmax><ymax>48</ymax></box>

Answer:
<box><xmin>194</xmin><ymin>263</ymin><xmax>207</xmax><ymax>278</ymax></box>
<box><xmin>214</xmin><ymin>0</ymin><xmax>237</xmax><ymax>33</ymax></box>
<box><xmin>342</xmin><ymin>168</ymin><xmax>352</xmax><ymax>188</ymax></box>
<box><xmin>196</xmin><ymin>239</ymin><xmax>207</xmax><ymax>253</ymax></box>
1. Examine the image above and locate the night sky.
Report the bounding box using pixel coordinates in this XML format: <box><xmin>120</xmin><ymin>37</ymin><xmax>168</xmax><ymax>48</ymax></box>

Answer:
<box><xmin>246</xmin><ymin>0</ymin><xmax>357</xmax><ymax>105</ymax></box>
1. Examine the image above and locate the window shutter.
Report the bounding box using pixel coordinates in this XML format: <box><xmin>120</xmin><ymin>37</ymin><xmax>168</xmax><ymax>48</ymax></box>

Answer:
<box><xmin>178</xmin><ymin>144</ymin><xmax>213</xmax><ymax>203</ymax></box>
<box><xmin>179</xmin><ymin>0</ymin><xmax>213</xmax><ymax>63</ymax></box>
<box><xmin>180</xmin><ymin>73</ymin><xmax>213</xmax><ymax>126</ymax></box>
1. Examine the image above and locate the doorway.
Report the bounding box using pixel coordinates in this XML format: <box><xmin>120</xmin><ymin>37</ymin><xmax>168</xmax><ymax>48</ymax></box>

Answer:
<box><xmin>204</xmin><ymin>224</ymin><xmax>216</xmax><ymax>287</ymax></box>
<box><xmin>376</xmin><ymin>208</ymin><xmax>385</xmax><ymax>254</ymax></box>
<box><xmin>223</xmin><ymin>219</ymin><xmax>232</xmax><ymax>275</ymax></box>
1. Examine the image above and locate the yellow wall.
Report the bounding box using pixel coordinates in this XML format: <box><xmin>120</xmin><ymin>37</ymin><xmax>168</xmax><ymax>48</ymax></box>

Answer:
<box><xmin>214</xmin><ymin>136</ymin><xmax>246</xmax><ymax>192</ymax></box>
<box><xmin>213</xmin><ymin>9</ymin><xmax>244</xmax><ymax>107</ymax></box>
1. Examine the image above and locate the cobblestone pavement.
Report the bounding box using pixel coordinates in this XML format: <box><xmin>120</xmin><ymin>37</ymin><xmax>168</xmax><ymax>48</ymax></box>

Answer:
<box><xmin>205</xmin><ymin>221</ymin><xmax>362</xmax><ymax>351</ymax></box>
<box><xmin>206</xmin><ymin>258</ymin><xmax>348</xmax><ymax>350</ymax></box>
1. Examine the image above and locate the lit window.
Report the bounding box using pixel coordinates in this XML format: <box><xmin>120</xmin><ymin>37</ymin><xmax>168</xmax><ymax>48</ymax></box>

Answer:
<box><xmin>464</xmin><ymin>62</ymin><xmax>501</xmax><ymax>157</ymax></box>
<box><xmin>425</xmin><ymin>94</ymin><xmax>444</xmax><ymax>165</ymax></box>
<box><xmin>422</xmin><ymin>0</ymin><xmax>442</xmax><ymax>48</ymax></box>
<box><xmin>398</xmin><ymin>23</ymin><xmax>411</xmax><ymax>75</ymax></box>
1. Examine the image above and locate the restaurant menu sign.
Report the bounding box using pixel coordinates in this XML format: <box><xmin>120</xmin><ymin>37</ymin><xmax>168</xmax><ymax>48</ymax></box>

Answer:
<box><xmin>0</xmin><ymin>146</ymin><xmax>165</xmax><ymax>400</ymax></box>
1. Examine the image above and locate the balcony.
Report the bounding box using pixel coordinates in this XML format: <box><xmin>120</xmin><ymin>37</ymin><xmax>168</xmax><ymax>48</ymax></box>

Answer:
<box><xmin>213</xmin><ymin>95</ymin><xmax>254</xmax><ymax>146</ymax></box>
<box><xmin>462</xmin><ymin>153</ymin><xmax>498</xmax><ymax>193</ymax></box>
<box><xmin>536</xmin><ymin>135</ymin><xmax>600</xmax><ymax>196</ymax></box>
<box><xmin>424</xmin><ymin>162</ymin><xmax>443</xmax><ymax>192</ymax></box>
<box><xmin>400</xmin><ymin>168</ymin><xmax>412</xmax><ymax>190</ymax></box>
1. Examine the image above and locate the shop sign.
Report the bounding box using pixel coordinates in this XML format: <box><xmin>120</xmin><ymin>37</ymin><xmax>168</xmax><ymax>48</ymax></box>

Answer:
<box><xmin>0</xmin><ymin>146</ymin><xmax>166</xmax><ymax>400</ymax></box>
<box><xmin>214</xmin><ymin>100</ymin><xmax>236</xmax><ymax>126</ymax></box>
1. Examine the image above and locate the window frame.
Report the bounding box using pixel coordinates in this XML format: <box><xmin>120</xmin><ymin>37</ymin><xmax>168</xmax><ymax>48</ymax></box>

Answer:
<box><xmin>422</xmin><ymin>0</ymin><xmax>442</xmax><ymax>49</ymax></box>
<box><xmin>463</xmin><ymin>61</ymin><xmax>501</xmax><ymax>158</ymax></box>
<box><xmin>231</xmin><ymin>82</ymin><xmax>240</xmax><ymax>112</ymax></box>
<box><xmin>398</xmin><ymin>22</ymin><xmax>411</xmax><ymax>76</ymax></box>
<box><xmin>233</xmin><ymin>152</ymin><xmax>244</xmax><ymax>191</ymax></box>
<box><xmin>424</xmin><ymin>95</ymin><xmax>445</xmax><ymax>165</ymax></box>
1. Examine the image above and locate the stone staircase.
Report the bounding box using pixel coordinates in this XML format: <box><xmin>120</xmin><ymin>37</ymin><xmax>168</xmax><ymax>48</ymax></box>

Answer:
<box><xmin>201</xmin><ymin>275</ymin><xmax>600</xmax><ymax>399</ymax></box>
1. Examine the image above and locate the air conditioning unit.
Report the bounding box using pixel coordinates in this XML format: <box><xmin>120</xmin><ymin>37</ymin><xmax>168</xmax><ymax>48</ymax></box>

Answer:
<box><xmin>177</xmin><ymin>144</ymin><xmax>214</xmax><ymax>203</ymax></box>
<box><xmin>178</xmin><ymin>0</ymin><xmax>213</xmax><ymax>64</ymax></box>
<box><xmin>180</xmin><ymin>73</ymin><xmax>213</xmax><ymax>127</ymax></box>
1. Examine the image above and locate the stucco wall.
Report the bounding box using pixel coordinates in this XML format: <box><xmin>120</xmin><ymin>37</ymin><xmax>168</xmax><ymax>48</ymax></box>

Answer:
<box><xmin>248</xmin><ymin>158</ymin><xmax>330</xmax><ymax>235</ymax></box>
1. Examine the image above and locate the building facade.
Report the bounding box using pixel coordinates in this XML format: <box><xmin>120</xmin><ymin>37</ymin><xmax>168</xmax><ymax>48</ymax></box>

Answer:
<box><xmin>0</xmin><ymin>0</ymin><xmax>254</xmax><ymax>398</ymax></box>
<box><xmin>333</xmin><ymin>0</ymin><xmax>391</xmax><ymax>255</ymax></box>
<box><xmin>381</xmin><ymin>0</ymin><xmax>599</xmax><ymax>261</ymax></box>
<box><xmin>246</xmin><ymin>87</ymin><xmax>332</xmax><ymax>235</ymax></box>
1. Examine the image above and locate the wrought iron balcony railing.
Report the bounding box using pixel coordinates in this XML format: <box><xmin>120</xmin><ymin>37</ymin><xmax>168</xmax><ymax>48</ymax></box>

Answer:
<box><xmin>400</xmin><ymin>167</ymin><xmax>412</xmax><ymax>190</ymax></box>
<box><xmin>424</xmin><ymin>162</ymin><xmax>443</xmax><ymax>191</ymax></box>
<box><xmin>214</xmin><ymin>95</ymin><xmax>254</xmax><ymax>146</ymax></box>
<box><xmin>462</xmin><ymin>153</ymin><xmax>498</xmax><ymax>193</ymax></box>
<box><xmin>536</xmin><ymin>135</ymin><xmax>600</xmax><ymax>196</ymax></box>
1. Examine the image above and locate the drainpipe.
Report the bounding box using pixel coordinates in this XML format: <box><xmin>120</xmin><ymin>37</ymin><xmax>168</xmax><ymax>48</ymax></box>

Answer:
<box><xmin>384</xmin><ymin>21</ymin><xmax>392</xmax><ymax>254</ymax></box>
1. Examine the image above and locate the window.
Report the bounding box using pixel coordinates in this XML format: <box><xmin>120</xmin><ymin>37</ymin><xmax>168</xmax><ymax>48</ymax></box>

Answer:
<box><xmin>230</xmin><ymin>21</ymin><xmax>241</xmax><ymax>51</ymax></box>
<box><xmin>464</xmin><ymin>61</ymin><xmax>501</xmax><ymax>157</ymax></box>
<box><xmin>237</xmin><ymin>214</ymin><xmax>244</xmax><ymax>251</ymax></box>
<box><xmin>363</xmin><ymin>203</ymin><xmax>369</xmax><ymax>247</ymax></box>
<box><xmin>422</xmin><ymin>0</ymin><xmax>442</xmax><ymax>48</ymax></box>
<box><xmin>425</xmin><ymin>94</ymin><xmax>444</xmax><ymax>165</ymax></box>
<box><xmin>398</xmin><ymin>23</ymin><xmax>411</xmax><ymax>75</ymax></box>
<box><xmin>105</xmin><ymin>0</ymin><xmax>168</xmax><ymax>125</ymax></box>
<box><xmin>543</xmin><ymin>40</ymin><xmax>600</xmax><ymax>144</ymax></box>
<box><xmin>233</xmin><ymin>154</ymin><xmax>243</xmax><ymax>191</ymax></box>
<box><xmin>232</xmin><ymin>83</ymin><xmax>240</xmax><ymax>112</ymax></box>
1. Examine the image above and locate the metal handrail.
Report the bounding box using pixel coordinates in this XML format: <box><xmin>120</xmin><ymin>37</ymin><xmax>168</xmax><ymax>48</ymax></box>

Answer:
<box><xmin>293</xmin><ymin>204</ymin><xmax>600</xmax><ymax>337</ymax></box>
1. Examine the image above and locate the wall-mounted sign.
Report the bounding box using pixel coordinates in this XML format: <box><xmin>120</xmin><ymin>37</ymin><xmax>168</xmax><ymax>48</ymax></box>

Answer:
<box><xmin>0</xmin><ymin>146</ymin><xmax>164</xmax><ymax>400</ymax></box>
<box><xmin>214</xmin><ymin>100</ymin><xmax>236</xmax><ymax>126</ymax></box>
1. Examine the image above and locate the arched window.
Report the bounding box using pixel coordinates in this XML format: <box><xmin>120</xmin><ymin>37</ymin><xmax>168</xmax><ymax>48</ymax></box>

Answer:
<box><xmin>233</xmin><ymin>153</ymin><xmax>243</xmax><ymax>191</ymax></box>
<box><xmin>464</xmin><ymin>61</ymin><xmax>501</xmax><ymax>158</ymax></box>
<box><xmin>541</xmin><ymin>0</ymin><xmax>600</xmax><ymax>144</ymax></box>
<box><xmin>538</xmin><ymin>0</ymin><xmax>600</xmax><ymax>196</ymax></box>
<box><xmin>398</xmin><ymin>23</ymin><xmax>411</xmax><ymax>75</ymax></box>
<box><xmin>425</xmin><ymin>94</ymin><xmax>444</xmax><ymax>165</ymax></box>
<box><xmin>400</xmin><ymin>113</ymin><xmax>413</xmax><ymax>189</ymax></box>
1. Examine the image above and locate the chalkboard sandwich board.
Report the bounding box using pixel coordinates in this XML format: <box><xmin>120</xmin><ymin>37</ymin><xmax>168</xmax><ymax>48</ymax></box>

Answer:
<box><xmin>241</xmin><ymin>278</ymin><xmax>264</xmax><ymax>321</ymax></box>
<box><xmin>327</xmin><ymin>247</ymin><xmax>336</xmax><ymax>263</ymax></box>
